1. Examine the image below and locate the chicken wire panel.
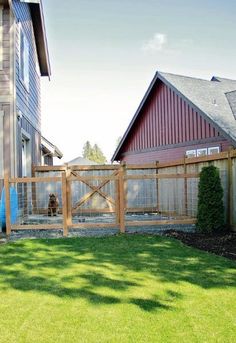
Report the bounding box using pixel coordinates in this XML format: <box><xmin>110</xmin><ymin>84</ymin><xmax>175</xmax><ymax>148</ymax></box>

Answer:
<box><xmin>126</xmin><ymin>168</ymin><xmax>157</xmax><ymax>176</ymax></box>
<box><xmin>125</xmin><ymin>169</ymin><xmax>157</xmax><ymax>222</ymax></box>
<box><xmin>13</xmin><ymin>181</ymin><xmax>63</xmax><ymax>226</ymax></box>
<box><xmin>72</xmin><ymin>169</ymin><xmax>116</xmax><ymax>178</ymax></box>
<box><xmin>71</xmin><ymin>178</ymin><xmax>117</xmax><ymax>224</ymax></box>
<box><xmin>186</xmin><ymin>178</ymin><xmax>199</xmax><ymax>217</ymax></box>
<box><xmin>185</xmin><ymin>164</ymin><xmax>197</xmax><ymax>217</ymax></box>
<box><xmin>126</xmin><ymin>178</ymin><xmax>157</xmax><ymax>209</ymax></box>
<box><xmin>35</xmin><ymin>171</ymin><xmax>63</xmax><ymax>177</ymax></box>
<box><xmin>158</xmin><ymin>178</ymin><xmax>185</xmax><ymax>216</ymax></box>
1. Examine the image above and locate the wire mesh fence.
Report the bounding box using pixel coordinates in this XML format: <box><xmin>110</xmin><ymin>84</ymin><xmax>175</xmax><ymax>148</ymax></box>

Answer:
<box><xmin>124</xmin><ymin>167</ymin><xmax>199</xmax><ymax>224</ymax></box>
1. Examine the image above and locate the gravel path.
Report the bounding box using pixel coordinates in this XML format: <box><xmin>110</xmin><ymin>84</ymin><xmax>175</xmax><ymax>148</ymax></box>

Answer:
<box><xmin>0</xmin><ymin>224</ymin><xmax>195</xmax><ymax>242</ymax></box>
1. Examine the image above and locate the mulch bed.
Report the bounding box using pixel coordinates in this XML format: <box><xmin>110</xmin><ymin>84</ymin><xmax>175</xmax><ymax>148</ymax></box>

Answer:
<box><xmin>164</xmin><ymin>230</ymin><xmax>236</xmax><ymax>261</ymax></box>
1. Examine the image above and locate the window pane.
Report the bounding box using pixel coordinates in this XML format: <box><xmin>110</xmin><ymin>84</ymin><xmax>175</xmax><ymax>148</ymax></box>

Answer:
<box><xmin>197</xmin><ymin>148</ymin><xmax>207</xmax><ymax>157</ymax></box>
<box><xmin>208</xmin><ymin>147</ymin><xmax>220</xmax><ymax>155</ymax></box>
<box><xmin>186</xmin><ymin>150</ymin><xmax>196</xmax><ymax>158</ymax></box>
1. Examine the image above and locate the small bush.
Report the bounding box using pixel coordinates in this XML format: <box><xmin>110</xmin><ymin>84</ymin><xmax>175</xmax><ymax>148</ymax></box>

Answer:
<box><xmin>196</xmin><ymin>165</ymin><xmax>225</xmax><ymax>233</ymax></box>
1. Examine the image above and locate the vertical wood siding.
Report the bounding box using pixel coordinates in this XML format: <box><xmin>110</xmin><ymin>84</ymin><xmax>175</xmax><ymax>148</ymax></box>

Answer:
<box><xmin>118</xmin><ymin>81</ymin><xmax>227</xmax><ymax>163</ymax></box>
<box><xmin>12</xmin><ymin>0</ymin><xmax>41</xmax><ymax>130</ymax></box>
<box><xmin>0</xmin><ymin>8</ymin><xmax>10</xmax><ymax>94</ymax></box>
<box><xmin>120</xmin><ymin>140</ymin><xmax>231</xmax><ymax>164</ymax></box>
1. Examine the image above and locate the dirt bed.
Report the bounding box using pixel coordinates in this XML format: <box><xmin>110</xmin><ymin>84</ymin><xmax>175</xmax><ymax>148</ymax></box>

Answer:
<box><xmin>164</xmin><ymin>230</ymin><xmax>236</xmax><ymax>260</ymax></box>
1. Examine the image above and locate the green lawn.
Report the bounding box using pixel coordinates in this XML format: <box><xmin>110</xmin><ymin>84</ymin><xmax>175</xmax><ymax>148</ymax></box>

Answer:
<box><xmin>0</xmin><ymin>235</ymin><xmax>235</xmax><ymax>343</ymax></box>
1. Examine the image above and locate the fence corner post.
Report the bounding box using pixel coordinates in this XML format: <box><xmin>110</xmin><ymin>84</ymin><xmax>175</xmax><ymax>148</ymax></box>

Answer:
<box><xmin>118</xmin><ymin>163</ymin><xmax>126</xmax><ymax>233</ymax></box>
<box><xmin>227</xmin><ymin>149</ymin><xmax>233</xmax><ymax>230</ymax></box>
<box><xmin>61</xmin><ymin>171</ymin><xmax>68</xmax><ymax>237</ymax></box>
<box><xmin>4</xmin><ymin>171</ymin><xmax>11</xmax><ymax>237</ymax></box>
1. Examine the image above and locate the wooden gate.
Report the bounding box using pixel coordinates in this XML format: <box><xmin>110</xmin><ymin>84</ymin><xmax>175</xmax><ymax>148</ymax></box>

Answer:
<box><xmin>66</xmin><ymin>165</ymin><xmax>123</xmax><ymax>230</ymax></box>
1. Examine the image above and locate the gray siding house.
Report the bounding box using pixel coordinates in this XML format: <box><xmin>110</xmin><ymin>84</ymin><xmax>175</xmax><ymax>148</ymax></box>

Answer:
<box><xmin>0</xmin><ymin>0</ymin><xmax>61</xmax><ymax>178</ymax></box>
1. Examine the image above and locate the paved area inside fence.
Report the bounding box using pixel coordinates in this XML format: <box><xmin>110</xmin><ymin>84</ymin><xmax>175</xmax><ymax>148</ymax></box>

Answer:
<box><xmin>0</xmin><ymin>224</ymin><xmax>195</xmax><ymax>241</ymax></box>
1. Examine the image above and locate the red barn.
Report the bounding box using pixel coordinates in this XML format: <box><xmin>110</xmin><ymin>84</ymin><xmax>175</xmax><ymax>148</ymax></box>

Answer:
<box><xmin>112</xmin><ymin>72</ymin><xmax>236</xmax><ymax>163</ymax></box>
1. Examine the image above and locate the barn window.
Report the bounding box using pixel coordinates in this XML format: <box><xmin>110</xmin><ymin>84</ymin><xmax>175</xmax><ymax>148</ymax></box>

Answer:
<box><xmin>197</xmin><ymin>148</ymin><xmax>207</xmax><ymax>157</ymax></box>
<box><xmin>208</xmin><ymin>146</ymin><xmax>220</xmax><ymax>155</ymax></box>
<box><xmin>186</xmin><ymin>150</ymin><xmax>196</xmax><ymax>158</ymax></box>
<box><xmin>19</xmin><ymin>24</ymin><xmax>29</xmax><ymax>91</ymax></box>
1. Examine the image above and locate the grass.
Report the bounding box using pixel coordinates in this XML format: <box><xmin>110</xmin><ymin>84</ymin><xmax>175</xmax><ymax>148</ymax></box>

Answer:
<box><xmin>0</xmin><ymin>234</ymin><xmax>235</xmax><ymax>343</ymax></box>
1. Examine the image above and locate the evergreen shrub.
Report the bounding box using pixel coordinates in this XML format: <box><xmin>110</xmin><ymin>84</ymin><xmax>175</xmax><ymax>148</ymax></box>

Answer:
<box><xmin>196</xmin><ymin>165</ymin><xmax>225</xmax><ymax>233</ymax></box>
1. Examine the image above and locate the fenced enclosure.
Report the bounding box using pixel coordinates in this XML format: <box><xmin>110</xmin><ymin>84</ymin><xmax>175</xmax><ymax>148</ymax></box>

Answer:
<box><xmin>2</xmin><ymin>149</ymin><xmax>236</xmax><ymax>236</ymax></box>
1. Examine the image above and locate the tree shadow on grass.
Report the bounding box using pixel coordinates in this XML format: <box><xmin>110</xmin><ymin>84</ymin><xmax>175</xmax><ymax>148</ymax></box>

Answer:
<box><xmin>0</xmin><ymin>235</ymin><xmax>235</xmax><ymax>311</ymax></box>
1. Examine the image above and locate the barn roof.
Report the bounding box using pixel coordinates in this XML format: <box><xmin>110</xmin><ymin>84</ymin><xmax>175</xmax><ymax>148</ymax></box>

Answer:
<box><xmin>112</xmin><ymin>71</ymin><xmax>236</xmax><ymax>162</ymax></box>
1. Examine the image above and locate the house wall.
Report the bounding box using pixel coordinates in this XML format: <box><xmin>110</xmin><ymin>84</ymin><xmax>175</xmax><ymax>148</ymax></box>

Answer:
<box><xmin>118</xmin><ymin>81</ymin><xmax>231</xmax><ymax>163</ymax></box>
<box><xmin>12</xmin><ymin>0</ymin><xmax>42</xmax><ymax>175</ymax></box>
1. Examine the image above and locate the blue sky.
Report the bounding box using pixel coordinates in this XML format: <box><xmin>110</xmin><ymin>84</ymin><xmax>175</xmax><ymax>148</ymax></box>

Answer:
<box><xmin>41</xmin><ymin>0</ymin><xmax>236</xmax><ymax>162</ymax></box>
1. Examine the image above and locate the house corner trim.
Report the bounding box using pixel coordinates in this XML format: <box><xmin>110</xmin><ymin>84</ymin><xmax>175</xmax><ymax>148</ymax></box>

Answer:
<box><xmin>0</xmin><ymin>4</ymin><xmax>3</xmax><ymax>70</ymax></box>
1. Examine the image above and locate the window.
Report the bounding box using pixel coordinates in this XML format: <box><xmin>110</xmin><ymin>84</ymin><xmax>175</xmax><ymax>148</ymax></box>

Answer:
<box><xmin>22</xmin><ymin>138</ymin><xmax>27</xmax><ymax>177</ymax></box>
<box><xmin>21</xmin><ymin>132</ymin><xmax>31</xmax><ymax>177</ymax></box>
<box><xmin>208</xmin><ymin>146</ymin><xmax>220</xmax><ymax>155</ymax></box>
<box><xmin>197</xmin><ymin>148</ymin><xmax>207</xmax><ymax>157</ymax></box>
<box><xmin>186</xmin><ymin>150</ymin><xmax>197</xmax><ymax>158</ymax></box>
<box><xmin>19</xmin><ymin>25</ymin><xmax>29</xmax><ymax>90</ymax></box>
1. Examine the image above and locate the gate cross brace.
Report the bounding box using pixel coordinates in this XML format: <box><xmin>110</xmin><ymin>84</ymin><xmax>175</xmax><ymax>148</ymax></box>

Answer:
<box><xmin>72</xmin><ymin>170</ymin><xmax>118</xmax><ymax>210</ymax></box>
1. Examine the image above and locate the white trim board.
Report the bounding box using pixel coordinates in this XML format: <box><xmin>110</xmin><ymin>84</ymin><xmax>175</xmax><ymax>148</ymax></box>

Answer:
<box><xmin>0</xmin><ymin>5</ymin><xmax>3</xmax><ymax>70</ymax></box>
<box><xmin>0</xmin><ymin>110</ymin><xmax>4</xmax><ymax>177</ymax></box>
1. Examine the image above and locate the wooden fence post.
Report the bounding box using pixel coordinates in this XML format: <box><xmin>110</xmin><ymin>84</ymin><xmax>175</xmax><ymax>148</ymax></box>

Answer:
<box><xmin>115</xmin><ymin>174</ymin><xmax>120</xmax><ymax>226</ymax></box>
<box><xmin>156</xmin><ymin>161</ymin><xmax>159</xmax><ymax>212</ymax></box>
<box><xmin>4</xmin><ymin>172</ymin><xmax>11</xmax><ymax>237</ymax></box>
<box><xmin>227</xmin><ymin>150</ymin><xmax>233</xmax><ymax>229</ymax></box>
<box><xmin>118</xmin><ymin>165</ymin><xmax>125</xmax><ymax>233</ymax></box>
<box><xmin>61</xmin><ymin>172</ymin><xmax>68</xmax><ymax>237</ymax></box>
<box><xmin>66</xmin><ymin>168</ymin><xmax>72</xmax><ymax>227</ymax></box>
<box><xmin>31</xmin><ymin>166</ymin><xmax>37</xmax><ymax>214</ymax></box>
<box><xmin>184</xmin><ymin>156</ymin><xmax>188</xmax><ymax>216</ymax></box>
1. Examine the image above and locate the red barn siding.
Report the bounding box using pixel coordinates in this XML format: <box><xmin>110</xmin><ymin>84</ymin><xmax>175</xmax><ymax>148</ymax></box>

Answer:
<box><xmin>121</xmin><ymin>82</ymin><xmax>220</xmax><ymax>153</ymax></box>
<box><xmin>120</xmin><ymin>140</ymin><xmax>231</xmax><ymax>164</ymax></box>
<box><xmin>117</xmin><ymin>81</ymin><xmax>226</xmax><ymax>163</ymax></box>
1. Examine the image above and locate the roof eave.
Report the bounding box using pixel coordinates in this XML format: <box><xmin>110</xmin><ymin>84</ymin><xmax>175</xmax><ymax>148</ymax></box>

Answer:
<box><xmin>41</xmin><ymin>136</ymin><xmax>63</xmax><ymax>159</ymax></box>
<box><xmin>29</xmin><ymin>1</ymin><xmax>51</xmax><ymax>77</ymax></box>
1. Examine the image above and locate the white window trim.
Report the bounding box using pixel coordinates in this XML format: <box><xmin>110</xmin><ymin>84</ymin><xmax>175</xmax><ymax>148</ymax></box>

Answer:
<box><xmin>0</xmin><ymin>110</ymin><xmax>4</xmax><ymax>177</ymax></box>
<box><xmin>19</xmin><ymin>23</ymin><xmax>30</xmax><ymax>91</ymax></box>
<box><xmin>0</xmin><ymin>5</ymin><xmax>3</xmax><ymax>70</ymax></box>
<box><xmin>208</xmin><ymin>146</ymin><xmax>220</xmax><ymax>155</ymax></box>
